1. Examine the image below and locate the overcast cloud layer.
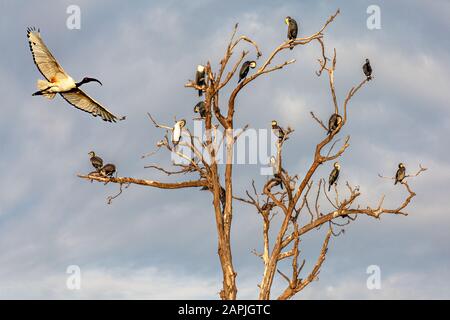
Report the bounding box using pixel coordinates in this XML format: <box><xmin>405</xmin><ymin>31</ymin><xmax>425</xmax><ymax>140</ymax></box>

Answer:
<box><xmin>0</xmin><ymin>0</ymin><xmax>449</xmax><ymax>299</ymax></box>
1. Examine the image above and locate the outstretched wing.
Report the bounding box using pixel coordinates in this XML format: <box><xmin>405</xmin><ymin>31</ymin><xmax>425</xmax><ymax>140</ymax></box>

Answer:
<box><xmin>60</xmin><ymin>89</ymin><xmax>125</xmax><ymax>122</ymax></box>
<box><xmin>27</xmin><ymin>27</ymin><xmax>68</xmax><ymax>82</ymax></box>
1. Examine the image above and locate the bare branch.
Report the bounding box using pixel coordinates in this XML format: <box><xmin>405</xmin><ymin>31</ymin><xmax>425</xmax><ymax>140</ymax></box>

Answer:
<box><xmin>310</xmin><ymin>112</ymin><xmax>328</xmax><ymax>131</ymax></box>
<box><xmin>107</xmin><ymin>182</ymin><xmax>131</xmax><ymax>205</ymax></box>
<box><xmin>278</xmin><ymin>230</ymin><xmax>332</xmax><ymax>299</ymax></box>
<box><xmin>78</xmin><ymin>174</ymin><xmax>207</xmax><ymax>189</ymax></box>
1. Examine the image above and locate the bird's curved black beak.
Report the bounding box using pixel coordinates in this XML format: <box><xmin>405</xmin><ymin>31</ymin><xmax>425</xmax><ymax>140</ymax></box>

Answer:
<box><xmin>86</xmin><ymin>77</ymin><xmax>103</xmax><ymax>86</ymax></box>
<box><xmin>77</xmin><ymin>77</ymin><xmax>103</xmax><ymax>87</ymax></box>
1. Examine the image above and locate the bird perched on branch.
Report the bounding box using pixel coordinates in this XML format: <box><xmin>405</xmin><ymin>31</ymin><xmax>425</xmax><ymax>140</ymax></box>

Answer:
<box><xmin>363</xmin><ymin>58</ymin><xmax>372</xmax><ymax>80</ymax></box>
<box><xmin>238</xmin><ymin>61</ymin><xmax>257</xmax><ymax>83</ymax></box>
<box><xmin>395</xmin><ymin>163</ymin><xmax>406</xmax><ymax>185</ymax></box>
<box><xmin>88</xmin><ymin>151</ymin><xmax>103</xmax><ymax>172</ymax></box>
<box><xmin>285</xmin><ymin>16</ymin><xmax>298</xmax><ymax>50</ymax></box>
<box><xmin>27</xmin><ymin>28</ymin><xmax>124</xmax><ymax>122</ymax></box>
<box><xmin>172</xmin><ymin>119</ymin><xmax>186</xmax><ymax>146</ymax></box>
<box><xmin>100</xmin><ymin>163</ymin><xmax>116</xmax><ymax>178</ymax></box>
<box><xmin>328</xmin><ymin>113</ymin><xmax>343</xmax><ymax>135</ymax></box>
<box><xmin>194</xmin><ymin>101</ymin><xmax>206</xmax><ymax>118</ymax></box>
<box><xmin>195</xmin><ymin>65</ymin><xmax>206</xmax><ymax>96</ymax></box>
<box><xmin>328</xmin><ymin>162</ymin><xmax>341</xmax><ymax>191</ymax></box>
<box><xmin>271</xmin><ymin>120</ymin><xmax>286</xmax><ymax>143</ymax></box>
<box><xmin>270</xmin><ymin>156</ymin><xmax>283</xmax><ymax>189</ymax></box>
<box><xmin>200</xmin><ymin>185</ymin><xmax>226</xmax><ymax>212</ymax></box>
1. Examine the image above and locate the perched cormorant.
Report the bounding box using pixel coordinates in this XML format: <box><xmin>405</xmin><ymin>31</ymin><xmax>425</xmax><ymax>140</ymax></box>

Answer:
<box><xmin>395</xmin><ymin>163</ymin><xmax>406</xmax><ymax>185</ymax></box>
<box><xmin>200</xmin><ymin>185</ymin><xmax>226</xmax><ymax>211</ymax></box>
<box><xmin>328</xmin><ymin>162</ymin><xmax>341</xmax><ymax>191</ymax></box>
<box><xmin>328</xmin><ymin>113</ymin><xmax>343</xmax><ymax>135</ymax></box>
<box><xmin>100</xmin><ymin>163</ymin><xmax>116</xmax><ymax>177</ymax></box>
<box><xmin>285</xmin><ymin>16</ymin><xmax>298</xmax><ymax>50</ymax></box>
<box><xmin>172</xmin><ymin>119</ymin><xmax>186</xmax><ymax>146</ymax></box>
<box><xmin>88</xmin><ymin>151</ymin><xmax>103</xmax><ymax>172</ymax></box>
<box><xmin>271</xmin><ymin>120</ymin><xmax>285</xmax><ymax>142</ymax></box>
<box><xmin>238</xmin><ymin>61</ymin><xmax>257</xmax><ymax>83</ymax></box>
<box><xmin>195</xmin><ymin>65</ymin><xmax>206</xmax><ymax>96</ymax></box>
<box><xmin>363</xmin><ymin>58</ymin><xmax>372</xmax><ymax>80</ymax></box>
<box><xmin>270</xmin><ymin>156</ymin><xmax>284</xmax><ymax>190</ymax></box>
<box><xmin>194</xmin><ymin>101</ymin><xmax>206</xmax><ymax>118</ymax></box>
<box><xmin>219</xmin><ymin>186</ymin><xmax>226</xmax><ymax>211</ymax></box>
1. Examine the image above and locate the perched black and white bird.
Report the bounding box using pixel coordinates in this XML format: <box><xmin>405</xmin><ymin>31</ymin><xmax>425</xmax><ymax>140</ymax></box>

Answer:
<box><xmin>328</xmin><ymin>162</ymin><xmax>341</xmax><ymax>191</ymax></box>
<box><xmin>363</xmin><ymin>58</ymin><xmax>372</xmax><ymax>80</ymax></box>
<box><xmin>88</xmin><ymin>151</ymin><xmax>103</xmax><ymax>171</ymax></box>
<box><xmin>27</xmin><ymin>28</ymin><xmax>124</xmax><ymax>122</ymax></box>
<box><xmin>238</xmin><ymin>61</ymin><xmax>257</xmax><ymax>83</ymax></box>
<box><xmin>328</xmin><ymin>113</ymin><xmax>343</xmax><ymax>135</ymax></box>
<box><xmin>172</xmin><ymin>119</ymin><xmax>186</xmax><ymax>146</ymax></box>
<box><xmin>100</xmin><ymin>163</ymin><xmax>116</xmax><ymax>177</ymax></box>
<box><xmin>200</xmin><ymin>185</ymin><xmax>226</xmax><ymax>211</ymax></box>
<box><xmin>195</xmin><ymin>65</ymin><xmax>206</xmax><ymax>96</ymax></box>
<box><xmin>285</xmin><ymin>16</ymin><xmax>298</xmax><ymax>50</ymax></box>
<box><xmin>219</xmin><ymin>186</ymin><xmax>226</xmax><ymax>211</ymax></box>
<box><xmin>271</xmin><ymin>120</ymin><xmax>285</xmax><ymax>142</ymax></box>
<box><xmin>194</xmin><ymin>101</ymin><xmax>206</xmax><ymax>118</ymax></box>
<box><xmin>270</xmin><ymin>156</ymin><xmax>283</xmax><ymax>189</ymax></box>
<box><xmin>395</xmin><ymin>163</ymin><xmax>406</xmax><ymax>185</ymax></box>
<box><xmin>270</xmin><ymin>156</ymin><xmax>278</xmax><ymax>174</ymax></box>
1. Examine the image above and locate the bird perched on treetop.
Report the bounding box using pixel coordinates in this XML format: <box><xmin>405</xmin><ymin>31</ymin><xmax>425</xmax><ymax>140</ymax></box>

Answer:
<box><xmin>88</xmin><ymin>151</ymin><xmax>103</xmax><ymax>172</ymax></box>
<box><xmin>195</xmin><ymin>65</ymin><xmax>206</xmax><ymax>96</ymax></box>
<box><xmin>27</xmin><ymin>27</ymin><xmax>125</xmax><ymax>122</ymax></box>
<box><xmin>271</xmin><ymin>120</ymin><xmax>286</xmax><ymax>143</ymax></box>
<box><xmin>363</xmin><ymin>58</ymin><xmax>372</xmax><ymax>80</ymax></box>
<box><xmin>194</xmin><ymin>101</ymin><xmax>206</xmax><ymax>118</ymax></box>
<box><xmin>285</xmin><ymin>16</ymin><xmax>298</xmax><ymax>50</ymax></box>
<box><xmin>328</xmin><ymin>113</ymin><xmax>343</xmax><ymax>135</ymax></box>
<box><xmin>100</xmin><ymin>163</ymin><xmax>116</xmax><ymax>178</ymax></box>
<box><xmin>328</xmin><ymin>162</ymin><xmax>341</xmax><ymax>191</ymax></box>
<box><xmin>238</xmin><ymin>61</ymin><xmax>257</xmax><ymax>83</ymax></box>
<box><xmin>395</xmin><ymin>163</ymin><xmax>406</xmax><ymax>185</ymax></box>
<box><xmin>172</xmin><ymin>119</ymin><xmax>186</xmax><ymax>146</ymax></box>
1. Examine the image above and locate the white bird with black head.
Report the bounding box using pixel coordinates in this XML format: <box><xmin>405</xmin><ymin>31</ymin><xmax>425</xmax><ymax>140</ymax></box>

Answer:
<box><xmin>172</xmin><ymin>119</ymin><xmax>186</xmax><ymax>146</ymax></box>
<box><xmin>195</xmin><ymin>65</ymin><xmax>206</xmax><ymax>96</ymax></box>
<box><xmin>27</xmin><ymin>28</ymin><xmax>124</xmax><ymax>122</ymax></box>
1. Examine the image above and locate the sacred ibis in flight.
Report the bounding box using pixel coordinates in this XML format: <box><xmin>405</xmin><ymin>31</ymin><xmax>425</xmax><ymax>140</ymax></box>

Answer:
<box><xmin>27</xmin><ymin>27</ymin><xmax>124</xmax><ymax>122</ymax></box>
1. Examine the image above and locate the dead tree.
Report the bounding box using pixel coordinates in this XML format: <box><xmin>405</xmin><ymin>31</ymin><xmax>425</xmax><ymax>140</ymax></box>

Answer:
<box><xmin>78</xmin><ymin>9</ymin><xmax>426</xmax><ymax>300</ymax></box>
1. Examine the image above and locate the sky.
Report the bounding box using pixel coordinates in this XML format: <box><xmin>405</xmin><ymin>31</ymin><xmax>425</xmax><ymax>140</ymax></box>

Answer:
<box><xmin>0</xmin><ymin>0</ymin><xmax>449</xmax><ymax>299</ymax></box>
